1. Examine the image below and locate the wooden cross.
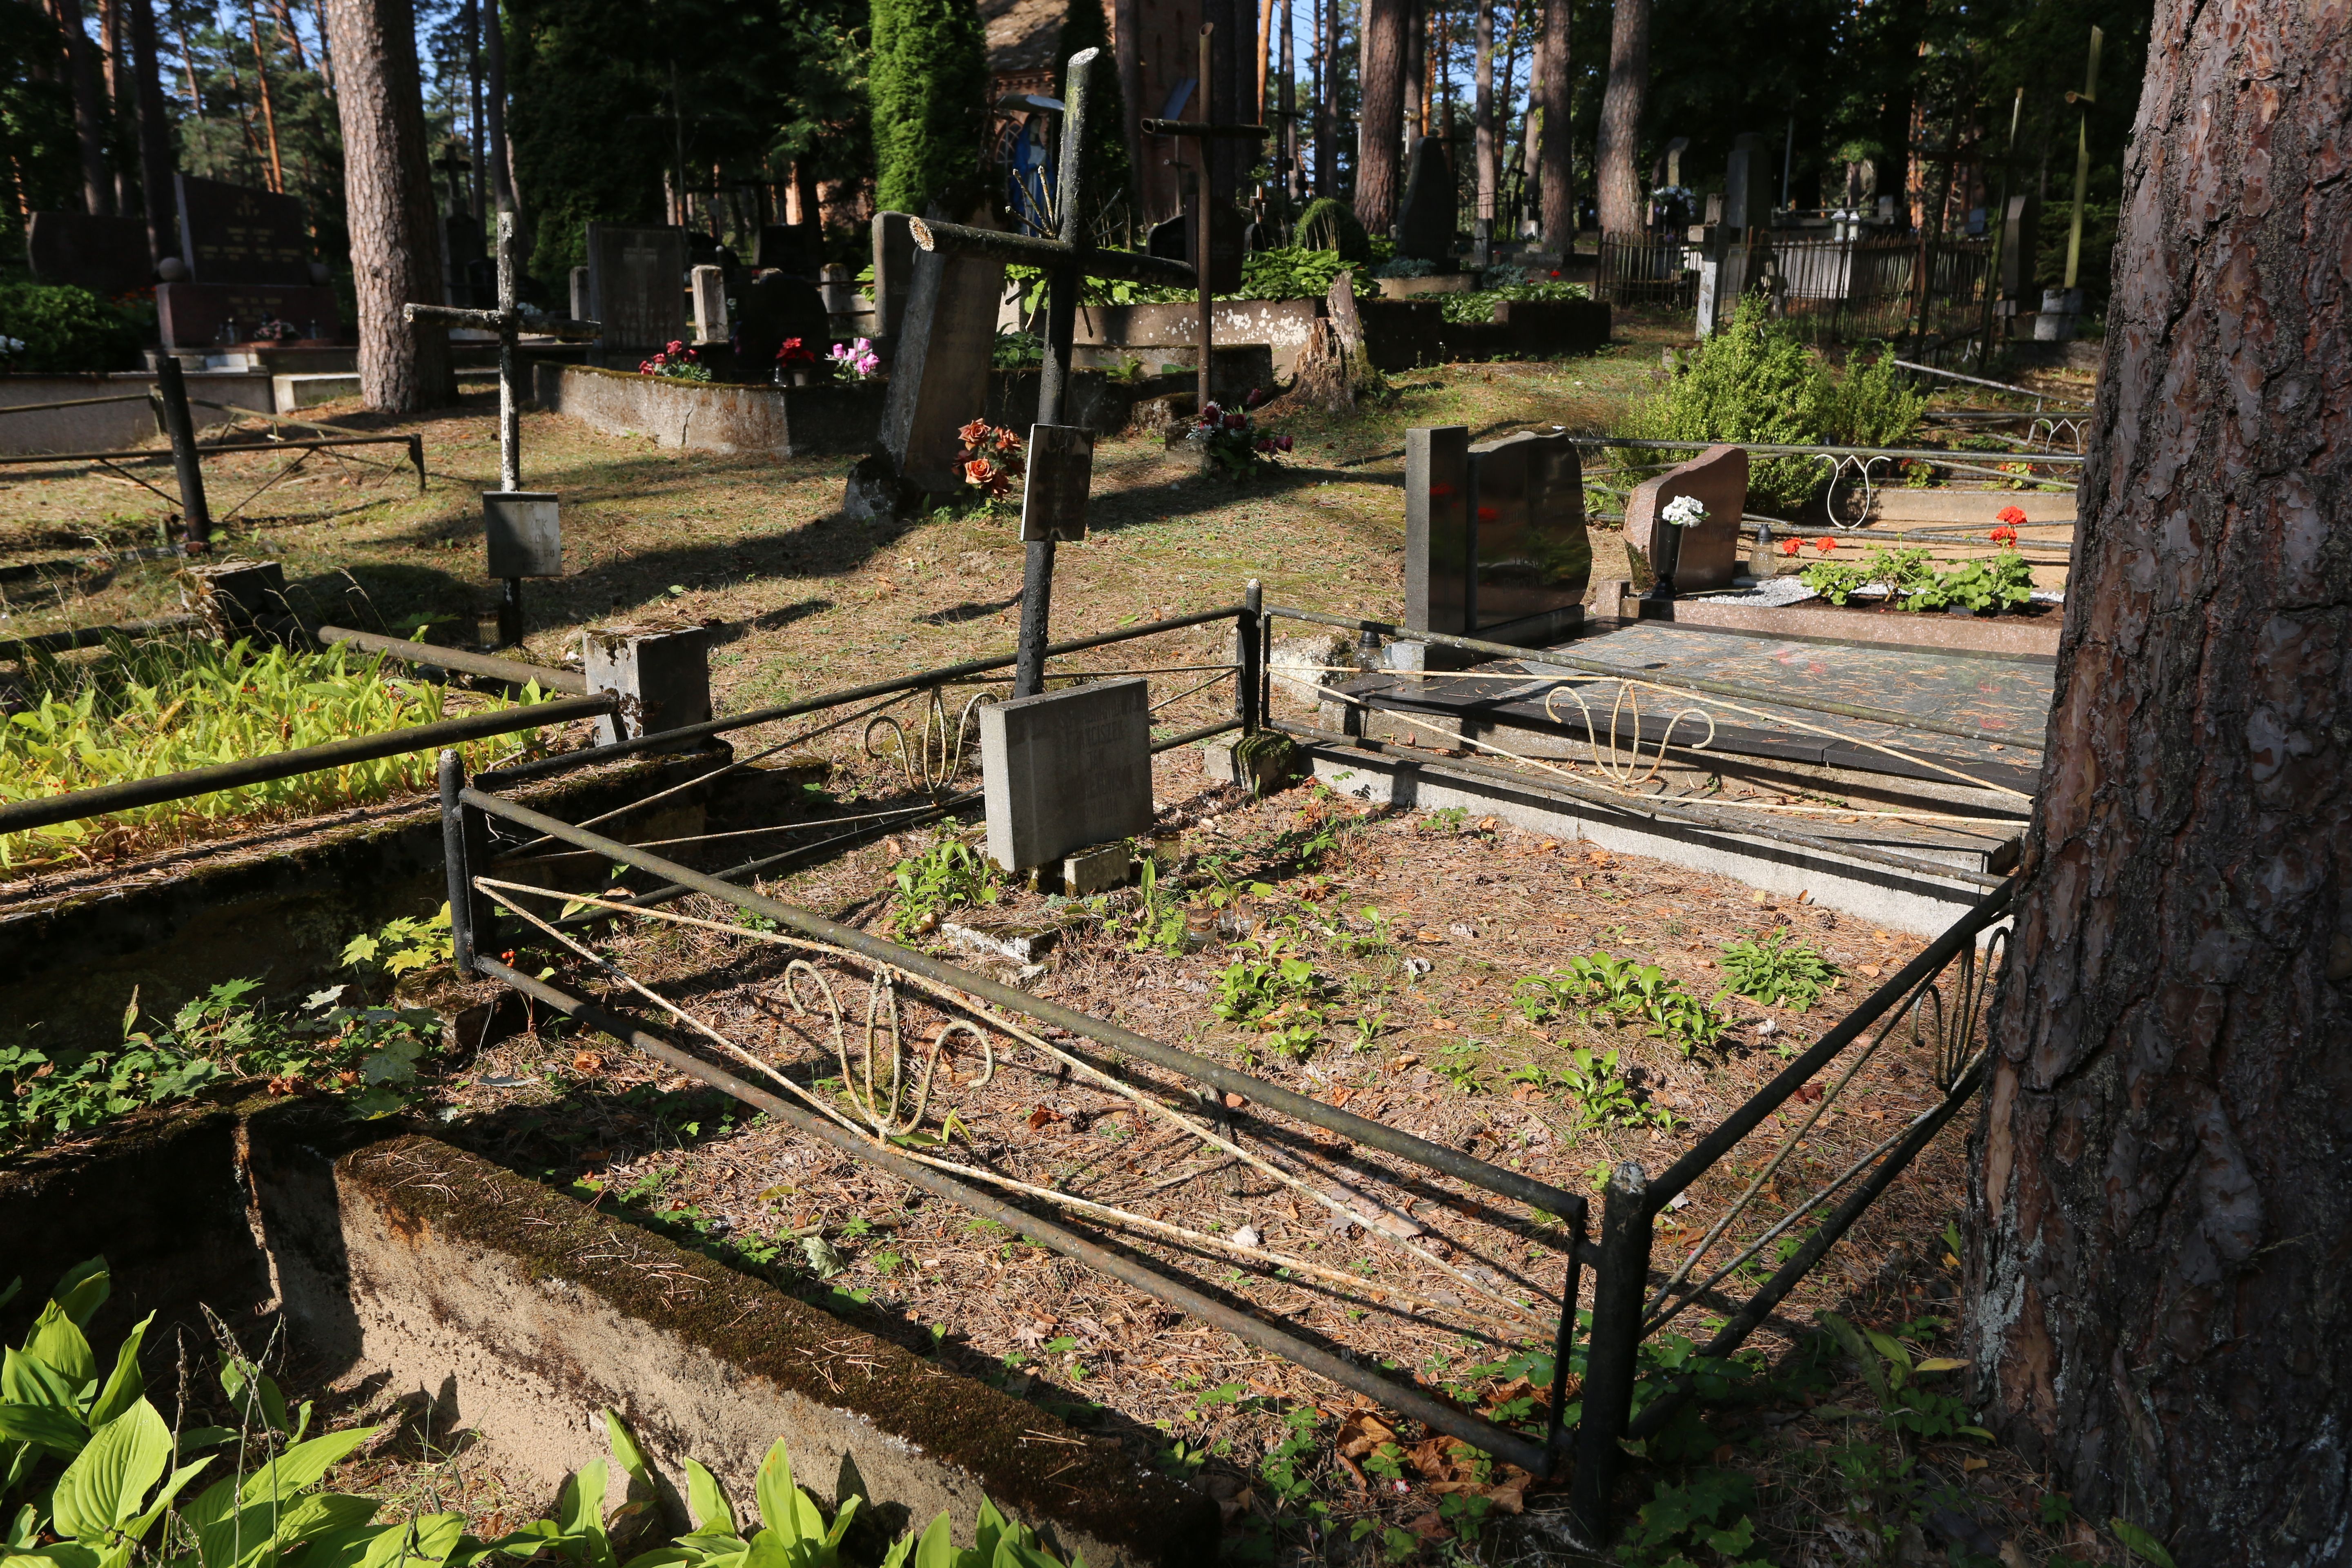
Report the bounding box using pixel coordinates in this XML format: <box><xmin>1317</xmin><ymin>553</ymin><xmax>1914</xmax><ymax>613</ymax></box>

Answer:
<box><xmin>902</xmin><ymin>47</ymin><xmax>1196</xmax><ymax>698</ymax></box>
<box><xmin>1142</xmin><ymin>23</ymin><xmax>1268</xmax><ymax>415</ymax></box>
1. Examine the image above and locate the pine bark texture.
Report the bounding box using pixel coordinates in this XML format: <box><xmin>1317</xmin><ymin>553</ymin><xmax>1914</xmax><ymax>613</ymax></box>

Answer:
<box><xmin>1534</xmin><ymin>0</ymin><xmax>1568</xmax><ymax>252</ymax></box>
<box><xmin>324</xmin><ymin>0</ymin><xmax>451</xmax><ymax>411</ymax></box>
<box><xmin>1592</xmin><ymin>0</ymin><xmax>1646</xmax><ymax>236</ymax></box>
<box><xmin>1965</xmin><ymin>2</ymin><xmax>2352</xmax><ymax>1562</ymax></box>
<box><xmin>127</xmin><ymin>0</ymin><xmax>176</xmax><ymax>263</ymax></box>
<box><xmin>1353</xmin><ymin>0</ymin><xmax>1406</xmax><ymax>232</ymax></box>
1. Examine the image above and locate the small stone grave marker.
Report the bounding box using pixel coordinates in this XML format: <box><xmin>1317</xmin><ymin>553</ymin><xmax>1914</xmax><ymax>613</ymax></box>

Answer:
<box><xmin>980</xmin><ymin>677</ymin><xmax>1153</xmax><ymax>871</ymax></box>
<box><xmin>880</xmin><ymin>240</ymin><xmax>1007</xmax><ymax>492</ymax></box>
<box><xmin>1020</xmin><ymin>425</ymin><xmax>1094</xmax><ymax>542</ymax></box>
<box><xmin>690</xmin><ymin>265</ymin><xmax>728</xmax><ymax>343</ymax></box>
<box><xmin>582</xmin><ymin>625</ymin><xmax>711</xmax><ymax>748</ymax></box>
<box><xmin>1466</xmin><ymin>428</ymin><xmax>1589</xmax><ymax>638</ymax></box>
<box><xmin>1405</xmin><ymin>425</ymin><xmax>1472</xmax><ymax>636</ymax></box>
<box><xmin>1623</xmin><ymin>443</ymin><xmax>1749</xmax><ymax>592</ymax></box>
<box><xmin>586</xmin><ymin>223</ymin><xmax>687</xmax><ymax>352</ymax></box>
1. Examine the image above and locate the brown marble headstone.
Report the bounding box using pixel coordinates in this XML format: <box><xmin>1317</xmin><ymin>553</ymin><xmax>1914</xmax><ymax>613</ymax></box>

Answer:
<box><xmin>1623</xmin><ymin>443</ymin><xmax>1750</xmax><ymax>592</ymax></box>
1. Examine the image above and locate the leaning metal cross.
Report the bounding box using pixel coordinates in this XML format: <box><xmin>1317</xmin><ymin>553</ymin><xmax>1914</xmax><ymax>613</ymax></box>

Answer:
<box><xmin>897</xmin><ymin>46</ymin><xmax>1196</xmax><ymax>699</ymax></box>
<box><xmin>1142</xmin><ymin>22</ymin><xmax>1267</xmax><ymax>415</ymax></box>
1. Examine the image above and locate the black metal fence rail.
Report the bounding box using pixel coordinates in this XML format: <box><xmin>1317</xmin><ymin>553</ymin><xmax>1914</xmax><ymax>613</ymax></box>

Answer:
<box><xmin>443</xmin><ymin>771</ymin><xmax>1592</xmax><ymax>1483</ymax></box>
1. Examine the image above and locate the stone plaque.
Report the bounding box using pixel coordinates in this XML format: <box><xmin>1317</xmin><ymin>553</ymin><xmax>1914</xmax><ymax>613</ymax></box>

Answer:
<box><xmin>483</xmin><ymin>492</ymin><xmax>562</xmax><ymax>578</ymax></box>
<box><xmin>175</xmin><ymin>174</ymin><xmax>313</xmax><ymax>285</ymax></box>
<box><xmin>690</xmin><ymin>265</ymin><xmax>729</xmax><ymax>343</ymax></box>
<box><xmin>1405</xmin><ymin>425</ymin><xmax>1472</xmax><ymax>636</ymax></box>
<box><xmin>582</xmin><ymin>624</ymin><xmax>710</xmax><ymax>747</ymax></box>
<box><xmin>586</xmin><ymin>224</ymin><xmax>688</xmax><ymax>352</ymax></box>
<box><xmin>154</xmin><ymin>282</ymin><xmax>343</xmax><ymax>348</ymax></box>
<box><xmin>980</xmin><ymin>677</ymin><xmax>1153</xmax><ymax>871</ymax></box>
<box><xmin>1623</xmin><ymin>444</ymin><xmax>1750</xmax><ymax>592</ymax></box>
<box><xmin>1019</xmin><ymin>425</ymin><xmax>1094</xmax><ymax>542</ymax></box>
<box><xmin>25</xmin><ymin>212</ymin><xmax>153</xmax><ymax>296</ymax></box>
<box><xmin>1468</xmin><ymin>428</ymin><xmax>1588</xmax><ymax>637</ymax></box>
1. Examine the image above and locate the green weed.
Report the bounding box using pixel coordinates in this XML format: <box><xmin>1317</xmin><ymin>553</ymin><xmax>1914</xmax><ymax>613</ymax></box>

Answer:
<box><xmin>1718</xmin><ymin>929</ymin><xmax>1840</xmax><ymax>1009</ymax></box>
<box><xmin>1514</xmin><ymin>952</ymin><xmax>1731</xmax><ymax>1054</ymax></box>
<box><xmin>888</xmin><ymin>835</ymin><xmax>1000</xmax><ymax>935</ymax></box>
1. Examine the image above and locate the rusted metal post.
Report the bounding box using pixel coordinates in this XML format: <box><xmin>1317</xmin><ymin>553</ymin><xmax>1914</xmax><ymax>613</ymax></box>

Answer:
<box><xmin>1569</xmin><ymin>1161</ymin><xmax>1652</xmax><ymax>1544</ymax></box>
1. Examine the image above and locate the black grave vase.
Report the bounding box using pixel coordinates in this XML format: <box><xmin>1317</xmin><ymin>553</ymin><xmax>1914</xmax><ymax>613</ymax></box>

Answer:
<box><xmin>1643</xmin><ymin>519</ymin><xmax>1683</xmax><ymax>609</ymax></box>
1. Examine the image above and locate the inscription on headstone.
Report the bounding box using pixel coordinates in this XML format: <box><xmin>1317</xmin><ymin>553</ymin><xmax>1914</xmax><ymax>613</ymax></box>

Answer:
<box><xmin>586</xmin><ymin>223</ymin><xmax>687</xmax><ymax>352</ymax></box>
<box><xmin>980</xmin><ymin>678</ymin><xmax>1154</xmax><ymax>871</ymax></box>
<box><xmin>1020</xmin><ymin>425</ymin><xmax>1094</xmax><ymax>542</ymax></box>
<box><xmin>175</xmin><ymin>174</ymin><xmax>313</xmax><ymax>284</ymax></box>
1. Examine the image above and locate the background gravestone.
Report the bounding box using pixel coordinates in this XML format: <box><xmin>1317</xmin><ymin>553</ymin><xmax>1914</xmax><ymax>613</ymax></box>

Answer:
<box><xmin>154</xmin><ymin>174</ymin><xmax>341</xmax><ymax>347</ymax></box>
<box><xmin>586</xmin><ymin>223</ymin><xmax>688</xmax><ymax>354</ymax></box>
<box><xmin>980</xmin><ymin>678</ymin><xmax>1153</xmax><ymax>871</ymax></box>
<box><xmin>1623</xmin><ymin>444</ymin><xmax>1750</xmax><ymax>592</ymax></box>
<box><xmin>879</xmin><ymin>242</ymin><xmax>1007</xmax><ymax>492</ymax></box>
<box><xmin>734</xmin><ymin>272</ymin><xmax>832</xmax><ymax>374</ymax></box>
<box><xmin>754</xmin><ymin>224</ymin><xmax>820</xmax><ymax>276</ymax></box>
<box><xmin>25</xmin><ymin>213</ymin><xmax>153</xmax><ymax>296</ymax></box>
<box><xmin>1466</xmin><ymin>428</ymin><xmax>1590</xmax><ymax>639</ymax></box>
<box><xmin>1395</xmin><ymin>137</ymin><xmax>1457</xmax><ymax>263</ymax></box>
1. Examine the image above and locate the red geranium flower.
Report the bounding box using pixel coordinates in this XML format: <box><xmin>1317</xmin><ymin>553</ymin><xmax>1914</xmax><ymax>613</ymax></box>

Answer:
<box><xmin>776</xmin><ymin>336</ymin><xmax>817</xmax><ymax>365</ymax></box>
<box><xmin>1989</xmin><ymin>524</ymin><xmax>2020</xmax><ymax>546</ymax></box>
<box><xmin>1813</xmin><ymin>536</ymin><xmax>1839</xmax><ymax>554</ymax></box>
<box><xmin>1996</xmin><ymin>505</ymin><xmax>2028</xmax><ymax>527</ymax></box>
<box><xmin>1778</xmin><ymin>538</ymin><xmax>1802</xmax><ymax>557</ymax></box>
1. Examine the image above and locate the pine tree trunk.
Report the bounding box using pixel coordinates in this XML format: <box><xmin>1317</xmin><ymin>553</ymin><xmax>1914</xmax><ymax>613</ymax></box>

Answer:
<box><xmin>323</xmin><ymin>0</ymin><xmax>451</xmax><ymax>411</ymax></box>
<box><xmin>1592</xmin><ymin>0</ymin><xmax>1646</xmax><ymax>236</ymax></box>
<box><xmin>1534</xmin><ymin>0</ymin><xmax>1568</xmax><ymax>252</ymax></box>
<box><xmin>50</xmin><ymin>0</ymin><xmax>113</xmax><ymax>216</ymax></box>
<box><xmin>1965</xmin><ymin>3</ymin><xmax>2352</xmax><ymax>1562</ymax></box>
<box><xmin>126</xmin><ymin>0</ymin><xmax>177</xmax><ymax>265</ymax></box>
<box><xmin>1353</xmin><ymin>0</ymin><xmax>1406</xmax><ymax>232</ymax></box>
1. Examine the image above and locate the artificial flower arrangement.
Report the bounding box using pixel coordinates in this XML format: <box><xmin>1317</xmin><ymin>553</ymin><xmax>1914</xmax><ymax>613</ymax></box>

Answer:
<box><xmin>1660</xmin><ymin>494</ymin><xmax>1709</xmax><ymax>528</ymax></box>
<box><xmin>830</xmin><ymin>337</ymin><xmax>882</xmax><ymax>379</ymax></box>
<box><xmin>1185</xmin><ymin>390</ymin><xmax>1292</xmax><ymax>479</ymax></box>
<box><xmin>639</xmin><ymin>340</ymin><xmax>712</xmax><ymax>382</ymax></box>
<box><xmin>954</xmin><ymin>420</ymin><xmax>1025</xmax><ymax>506</ymax></box>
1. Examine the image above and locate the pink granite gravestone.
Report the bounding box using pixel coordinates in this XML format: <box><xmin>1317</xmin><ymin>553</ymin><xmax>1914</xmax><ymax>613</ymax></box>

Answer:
<box><xmin>1623</xmin><ymin>443</ymin><xmax>1750</xmax><ymax>592</ymax></box>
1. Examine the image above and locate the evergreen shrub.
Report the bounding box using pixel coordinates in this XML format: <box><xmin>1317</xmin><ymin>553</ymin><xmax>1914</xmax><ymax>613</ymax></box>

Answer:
<box><xmin>869</xmin><ymin>0</ymin><xmax>990</xmax><ymax>216</ymax></box>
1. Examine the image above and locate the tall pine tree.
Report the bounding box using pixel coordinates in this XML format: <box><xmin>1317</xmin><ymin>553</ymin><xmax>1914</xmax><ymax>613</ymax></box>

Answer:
<box><xmin>870</xmin><ymin>0</ymin><xmax>988</xmax><ymax>216</ymax></box>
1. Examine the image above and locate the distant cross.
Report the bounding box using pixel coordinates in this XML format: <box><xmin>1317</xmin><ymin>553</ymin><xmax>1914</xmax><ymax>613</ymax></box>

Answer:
<box><xmin>898</xmin><ymin>48</ymin><xmax>1195</xmax><ymax>699</ymax></box>
<box><xmin>1142</xmin><ymin>23</ymin><xmax>1268</xmax><ymax>415</ymax></box>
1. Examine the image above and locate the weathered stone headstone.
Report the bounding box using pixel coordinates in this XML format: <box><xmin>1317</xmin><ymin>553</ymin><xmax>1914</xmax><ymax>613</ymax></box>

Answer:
<box><xmin>1146</xmin><ymin>214</ymin><xmax>1188</xmax><ymax>261</ymax></box>
<box><xmin>585</xmin><ymin>223</ymin><xmax>688</xmax><ymax>353</ymax></box>
<box><xmin>879</xmin><ymin>241</ymin><xmax>1008</xmax><ymax>492</ymax></box>
<box><xmin>980</xmin><ymin>677</ymin><xmax>1153</xmax><ymax>871</ymax></box>
<box><xmin>872</xmin><ymin>211</ymin><xmax>918</xmax><ymax>342</ymax></box>
<box><xmin>1020</xmin><ymin>425</ymin><xmax>1094</xmax><ymax>542</ymax></box>
<box><xmin>1405</xmin><ymin>424</ymin><xmax>1472</xmax><ymax>635</ymax></box>
<box><xmin>569</xmin><ymin>266</ymin><xmax>591</xmax><ymax>321</ymax></box>
<box><xmin>1722</xmin><ymin>134</ymin><xmax>1766</xmax><ymax>231</ymax></box>
<box><xmin>690</xmin><ymin>265</ymin><xmax>729</xmax><ymax>343</ymax></box>
<box><xmin>1623</xmin><ymin>443</ymin><xmax>1749</xmax><ymax>593</ymax></box>
<box><xmin>25</xmin><ymin>212</ymin><xmax>152</xmax><ymax>296</ymax></box>
<box><xmin>483</xmin><ymin>493</ymin><xmax>562</xmax><ymax>578</ymax></box>
<box><xmin>1396</xmin><ymin>136</ymin><xmax>1457</xmax><ymax>262</ymax></box>
<box><xmin>1466</xmin><ymin>428</ymin><xmax>1589</xmax><ymax>638</ymax></box>
<box><xmin>582</xmin><ymin>624</ymin><xmax>711</xmax><ymax>748</ymax></box>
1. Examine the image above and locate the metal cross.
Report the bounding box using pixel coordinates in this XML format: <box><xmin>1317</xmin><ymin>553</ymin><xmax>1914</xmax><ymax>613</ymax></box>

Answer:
<box><xmin>901</xmin><ymin>47</ymin><xmax>1196</xmax><ymax>699</ymax></box>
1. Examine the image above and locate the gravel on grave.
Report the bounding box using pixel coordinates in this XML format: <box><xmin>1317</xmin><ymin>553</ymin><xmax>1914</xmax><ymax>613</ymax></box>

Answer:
<box><xmin>433</xmin><ymin>750</ymin><xmax>1978</xmax><ymax>1537</ymax></box>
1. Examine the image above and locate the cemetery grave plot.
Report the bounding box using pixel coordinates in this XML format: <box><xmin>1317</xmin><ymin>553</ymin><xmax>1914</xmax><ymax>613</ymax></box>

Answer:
<box><xmin>421</xmin><ymin>746</ymin><xmax>2003</xmax><ymax>1554</ymax></box>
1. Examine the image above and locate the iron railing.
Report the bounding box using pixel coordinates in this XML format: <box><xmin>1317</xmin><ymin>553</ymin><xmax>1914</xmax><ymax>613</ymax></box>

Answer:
<box><xmin>437</xmin><ymin>591</ymin><xmax>2017</xmax><ymax>1546</ymax></box>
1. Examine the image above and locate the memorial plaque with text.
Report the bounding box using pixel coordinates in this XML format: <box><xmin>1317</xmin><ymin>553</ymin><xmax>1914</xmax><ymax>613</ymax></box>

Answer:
<box><xmin>1020</xmin><ymin>425</ymin><xmax>1093</xmax><ymax>542</ymax></box>
<box><xmin>175</xmin><ymin>174</ymin><xmax>313</xmax><ymax>284</ymax></box>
